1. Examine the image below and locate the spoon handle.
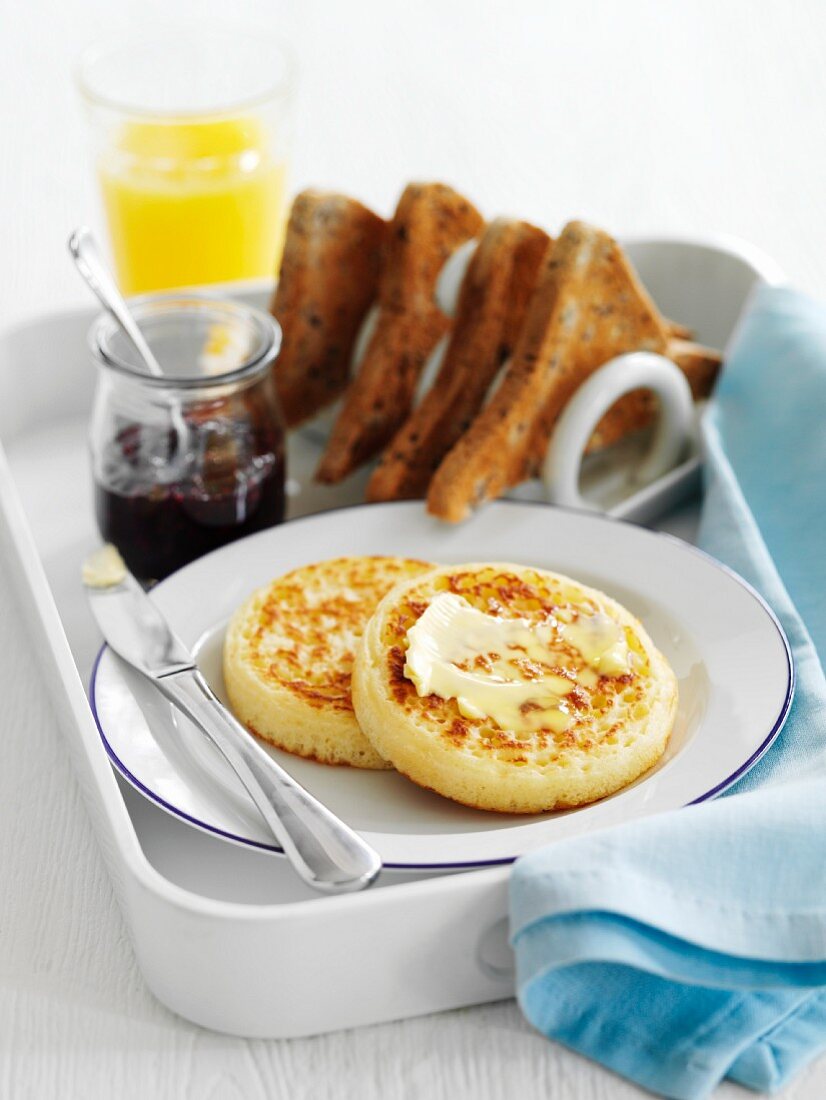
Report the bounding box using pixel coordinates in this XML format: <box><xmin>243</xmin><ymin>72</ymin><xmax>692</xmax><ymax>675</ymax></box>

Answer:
<box><xmin>68</xmin><ymin>227</ymin><xmax>165</xmax><ymax>378</ymax></box>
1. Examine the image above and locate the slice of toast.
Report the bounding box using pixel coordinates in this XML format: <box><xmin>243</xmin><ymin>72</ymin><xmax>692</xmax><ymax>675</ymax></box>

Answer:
<box><xmin>316</xmin><ymin>183</ymin><xmax>484</xmax><ymax>484</ymax></box>
<box><xmin>665</xmin><ymin>319</ymin><xmax>693</xmax><ymax>340</ymax></box>
<box><xmin>366</xmin><ymin>218</ymin><xmax>551</xmax><ymax>501</ymax></box>
<box><xmin>667</xmin><ymin>338</ymin><xmax>723</xmax><ymax>396</ymax></box>
<box><xmin>270</xmin><ymin>191</ymin><xmax>386</xmax><ymax>428</ymax></box>
<box><xmin>585</xmin><ymin>338</ymin><xmax>722</xmax><ymax>453</ymax></box>
<box><xmin>427</xmin><ymin>221</ymin><xmax>671</xmax><ymax>522</ymax></box>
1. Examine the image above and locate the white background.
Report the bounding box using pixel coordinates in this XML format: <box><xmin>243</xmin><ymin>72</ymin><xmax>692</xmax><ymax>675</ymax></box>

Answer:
<box><xmin>2</xmin><ymin>0</ymin><xmax>826</xmax><ymax>1096</ymax></box>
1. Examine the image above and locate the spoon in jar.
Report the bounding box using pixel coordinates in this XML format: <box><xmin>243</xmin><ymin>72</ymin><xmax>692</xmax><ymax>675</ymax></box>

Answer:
<box><xmin>68</xmin><ymin>227</ymin><xmax>190</xmax><ymax>453</ymax></box>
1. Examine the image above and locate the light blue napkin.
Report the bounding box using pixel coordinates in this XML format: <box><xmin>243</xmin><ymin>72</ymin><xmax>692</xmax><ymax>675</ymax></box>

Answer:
<box><xmin>510</xmin><ymin>284</ymin><xmax>826</xmax><ymax>1099</ymax></box>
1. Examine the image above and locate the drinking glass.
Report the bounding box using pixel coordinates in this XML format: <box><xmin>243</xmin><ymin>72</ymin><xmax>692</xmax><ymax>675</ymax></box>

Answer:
<box><xmin>78</xmin><ymin>30</ymin><xmax>296</xmax><ymax>295</ymax></box>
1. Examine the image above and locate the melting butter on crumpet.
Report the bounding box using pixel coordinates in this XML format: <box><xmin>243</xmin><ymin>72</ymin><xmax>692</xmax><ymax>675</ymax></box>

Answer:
<box><xmin>352</xmin><ymin>562</ymin><xmax>677</xmax><ymax>813</ymax></box>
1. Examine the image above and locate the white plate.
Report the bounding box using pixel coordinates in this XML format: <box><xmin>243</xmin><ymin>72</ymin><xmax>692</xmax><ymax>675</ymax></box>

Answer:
<box><xmin>90</xmin><ymin>501</ymin><xmax>793</xmax><ymax>869</ymax></box>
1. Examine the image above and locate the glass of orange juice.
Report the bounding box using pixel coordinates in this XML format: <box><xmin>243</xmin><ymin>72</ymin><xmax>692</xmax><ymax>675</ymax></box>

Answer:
<box><xmin>78</xmin><ymin>31</ymin><xmax>295</xmax><ymax>295</ymax></box>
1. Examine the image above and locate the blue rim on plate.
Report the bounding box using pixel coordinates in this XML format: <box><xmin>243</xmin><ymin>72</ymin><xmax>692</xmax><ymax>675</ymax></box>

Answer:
<box><xmin>88</xmin><ymin>500</ymin><xmax>796</xmax><ymax>870</ymax></box>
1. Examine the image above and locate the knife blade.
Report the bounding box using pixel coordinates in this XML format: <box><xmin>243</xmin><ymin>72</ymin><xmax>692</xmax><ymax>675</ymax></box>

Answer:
<box><xmin>83</xmin><ymin>546</ymin><xmax>381</xmax><ymax>894</ymax></box>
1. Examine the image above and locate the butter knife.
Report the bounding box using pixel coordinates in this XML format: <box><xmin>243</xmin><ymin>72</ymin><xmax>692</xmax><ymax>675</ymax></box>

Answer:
<box><xmin>83</xmin><ymin>547</ymin><xmax>381</xmax><ymax>894</ymax></box>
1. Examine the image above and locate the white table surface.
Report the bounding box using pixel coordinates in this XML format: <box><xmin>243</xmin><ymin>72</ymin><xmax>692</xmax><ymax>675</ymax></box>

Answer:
<box><xmin>3</xmin><ymin>1</ymin><xmax>826</xmax><ymax>1096</ymax></box>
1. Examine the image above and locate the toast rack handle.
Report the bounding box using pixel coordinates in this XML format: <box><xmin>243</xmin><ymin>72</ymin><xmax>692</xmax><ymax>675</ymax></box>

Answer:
<box><xmin>543</xmin><ymin>352</ymin><xmax>694</xmax><ymax>517</ymax></box>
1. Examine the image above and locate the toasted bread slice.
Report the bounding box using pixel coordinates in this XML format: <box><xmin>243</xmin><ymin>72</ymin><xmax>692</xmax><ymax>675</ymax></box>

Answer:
<box><xmin>316</xmin><ymin>183</ymin><xmax>484</xmax><ymax>483</ymax></box>
<box><xmin>366</xmin><ymin>219</ymin><xmax>550</xmax><ymax>502</ymax></box>
<box><xmin>665</xmin><ymin>319</ymin><xmax>693</xmax><ymax>340</ymax></box>
<box><xmin>668</xmin><ymin>338</ymin><xmax>723</xmax><ymax>397</ymax></box>
<box><xmin>585</xmin><ymin>338</ymin><xmax>722</xmax><ymax>453</ymax></box>
<box><xmin>270</xmin><ymin>191</ymin><xmax>386</xmax><ymax>427</ymax></box>
<box><xmin>427</xmin><ymin>221</ymin><xmax>670</xmax><ymax>522</ymax></box>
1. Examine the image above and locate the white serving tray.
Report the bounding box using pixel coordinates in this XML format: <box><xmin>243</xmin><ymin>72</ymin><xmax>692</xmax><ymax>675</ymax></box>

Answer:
<box><xmin>0</xmin><ymin>235</ymin><xmax>783</xmax><ymax>1038</ymax></box>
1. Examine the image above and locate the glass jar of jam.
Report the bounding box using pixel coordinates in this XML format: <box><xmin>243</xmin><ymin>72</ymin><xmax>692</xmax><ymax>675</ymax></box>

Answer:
<box><xmin>89</xmin><ymin>294</ymin><xmax>285</xmax><ymax>582</ymax></box>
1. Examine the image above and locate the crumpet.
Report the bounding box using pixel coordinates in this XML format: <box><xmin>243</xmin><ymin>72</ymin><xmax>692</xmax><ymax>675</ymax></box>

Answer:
<box><xmin>224</xmin><ymin>556</ymin><xmax>433</xmax><ymax>768</ymax></box>
<box><xmin>352</xmin><ymin>562</ymin><xmax>677</xmax><ymax>811</ymax></box>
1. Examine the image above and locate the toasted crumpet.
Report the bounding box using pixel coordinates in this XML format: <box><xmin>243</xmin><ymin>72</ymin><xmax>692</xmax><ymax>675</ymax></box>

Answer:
<box><xmin>224</xmin><ymin>556</ymin><xmax>433</xmax><ymax>768</ymax></box>
<box><xmin>353</xmin><ymin>562</ymin><xmax>677</xmax><ymax>811</ymax></box>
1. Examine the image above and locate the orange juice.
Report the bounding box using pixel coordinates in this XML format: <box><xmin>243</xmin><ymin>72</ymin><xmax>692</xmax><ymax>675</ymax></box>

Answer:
<box><xmin>99</xmin><ymin>116</ymin><xmax>287</xmax><ymax>295</ymax></box>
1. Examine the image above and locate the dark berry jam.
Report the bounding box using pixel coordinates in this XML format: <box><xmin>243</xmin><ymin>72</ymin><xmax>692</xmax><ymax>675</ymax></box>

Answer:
<box><xmin>95</xmin><ymin>422</ymin><xmax>285</xmax><ymax>582</ymax></box>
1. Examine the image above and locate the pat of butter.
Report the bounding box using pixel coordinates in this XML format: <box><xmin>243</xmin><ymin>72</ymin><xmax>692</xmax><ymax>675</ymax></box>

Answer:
<box><xmin>404</xmin><ymin>593</ymin><xmax>577</xmax><ymax>735</ymax></box>
<box><xmin>559</xmin><ymin>612</ymin><xmax>630</xmax><ymax>676</ymax></box>
<box><xmin>82</xmin><ymin>544</ymin><xmax>127</xmax><ymax>588</ymax></box>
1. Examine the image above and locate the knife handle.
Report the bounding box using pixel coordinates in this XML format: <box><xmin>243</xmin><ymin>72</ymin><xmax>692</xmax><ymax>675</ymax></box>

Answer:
<box><xmin>155</xmin><ymin>669</ymin><xmax>381</xmax><ymax>894</ymax></box>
